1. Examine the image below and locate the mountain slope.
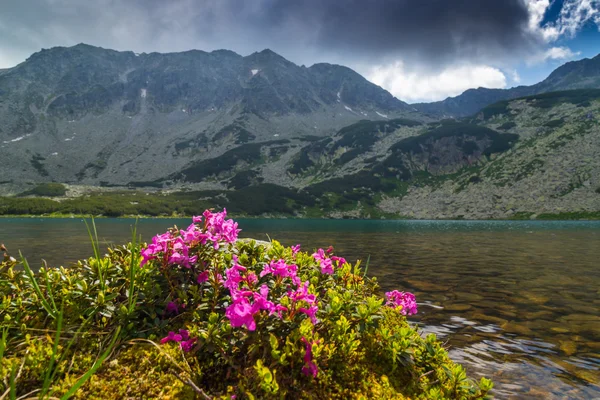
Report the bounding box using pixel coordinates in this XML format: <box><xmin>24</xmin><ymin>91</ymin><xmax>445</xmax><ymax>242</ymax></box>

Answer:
<box><xmin>0</xmin><ymin>44</ymin><xmax>425</xmax><ymax>190</ymax></box>
<box><xmin>414</xmin><ymin>54</ymin><xmax>600</xmax><ymax>117</ymax></box>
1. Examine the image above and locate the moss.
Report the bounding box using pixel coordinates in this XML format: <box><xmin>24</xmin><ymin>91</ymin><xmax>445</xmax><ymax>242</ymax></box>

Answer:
<box><xmin>68</xmin><ymin>345</ymin><xmax>195</xmax><ymax>399</ymax></box>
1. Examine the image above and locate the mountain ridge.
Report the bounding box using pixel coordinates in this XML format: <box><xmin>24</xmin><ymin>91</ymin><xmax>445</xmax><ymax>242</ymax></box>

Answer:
<box><xmin>413</xmin><ymin>53</ymin><xmax>600</xmax><ymax>117</ymax></box>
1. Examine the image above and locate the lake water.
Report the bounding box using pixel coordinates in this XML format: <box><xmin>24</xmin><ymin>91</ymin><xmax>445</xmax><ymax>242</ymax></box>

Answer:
<box><xmin>1</xmin><ymin>217</ymin><xmax>599</xmax><ymax>399</ymax></box>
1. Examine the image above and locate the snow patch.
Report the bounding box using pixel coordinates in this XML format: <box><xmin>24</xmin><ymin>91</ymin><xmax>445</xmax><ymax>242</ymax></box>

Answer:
<box><xmin>64</xmin><ymin>138</ymin><xmax>72</xmax><ymax>141</ymax></box>
<box><xmin>344</xmin><ymin>105</ymin><xmax>354</xmax><ymax>112</ymax></box>
<box><xmin>251</xmin><ymin>69</ymin><xmax>260</xmax><ymax>76</ymax></box>
<box><xmin>51</xmin><ymin>152</ymin><xmax>58</xmax><ymax>156</ymax></box>
<box><xmin>140</xmin><ymin>88</ymin><xmax>147</xmax><ymax>98</ymax></box>
<box><xmin>2</xmin><ymin>134</ymin><xmax>30</xmax><ymax>144</ymax></box>
<box><xmin>273</xmin><ymin>134</ymin><xmax>280</xmax><ymax>137</ymax></box>
<box><xmin>376</xmin><ymin>111</ymin><xmax>388</xmax><ymax>118</ymax></box>
<box><xmin>337</xmin><ymin>91</ymin><xmax>341</xmax><ymax>99</ymax></box>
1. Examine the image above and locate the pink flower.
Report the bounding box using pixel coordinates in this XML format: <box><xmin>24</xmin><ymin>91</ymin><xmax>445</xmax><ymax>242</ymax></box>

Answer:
<box><xmin>260</xmin><ymin>259</ymin><xmax>298</xmax><ymax>280</ymax></box>
<box><xmin>225</xmin><ymin>298</ymin><xmax>257</xmax><ymax>331</ymax></box>
<box><xmin>312</xmin><ymin>248</ymin><xmax>334</xmax><ymax>274</ymax></box>
<box><xmin>160</xmin><ymin>331</ymin><xmax>182</xmax><ymax>344</ymax></box>
<box><xmin>165</xmin><ymin>301</ymin><xmax>180</xmax><ymax>315</ymax></box>
<box><xmin>331</xmin><ymin>256</ymin><xmax>346</xmax><ymax>267</ymax></box>
<box><xmin>252</xmin><ymin>284</ymin><xmax>276</xmax><ymax>313</ymax></box>
<box><xmin>319</xmin><ymin>258</ymin><xmax>333</xmax><ymax>274</ymax></box>
<box><xmin>201</xmin><ymin>208</ymin><xmax>241</xmax><ymax>246</ymax></box>
<box><xmin>180</xmin><ymin>338</ymin><xmax>197</xmax><ymax>352</ymax></box>
<box><xmin>298</xmin><ymin>305</ymin><xmax>319</xmax><ymax>324</ymax></box>
<box><xmin>385</xmin><ymin>290</ymin><xmax>418</xmax><ymax>315</ymax></box>
<box><xmin>289</xmin><ymin>281</ymin><xmax>317</xmax><ymax>305</ymax></box>
<box><xmin>196</xmin><ymin>271</ymin><xmax>209</xmax><ymax>284</ymax></box>
<box><xmin>312</xmin><ymin>248</ymin><xmax>326</xmax><ymax>263</ymax></box>
<box><xmin>291</xmin><ymin>244</ymin><xmax>301</xmax><ymax>255</ymax></box>
<box><xmin>246</xmin><ymin>272</ymin><xmax>258</xmax><ymax>285</ymax></box>
<box><xmin>301</xmin><ymin>337</ymin><xmax>318</xmax><ymax>378</ymax></box>
<box><xmin>224</xmin><ymin>257</ymin><xmax>247</xmax><ymax>291</ymax></box>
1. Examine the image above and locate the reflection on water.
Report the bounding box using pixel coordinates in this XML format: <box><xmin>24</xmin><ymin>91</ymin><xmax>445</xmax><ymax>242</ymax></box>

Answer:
<box><xmin>1</xmin><ymin>218</ymin><xmax>599</xmax><ymax>399</ymax></box>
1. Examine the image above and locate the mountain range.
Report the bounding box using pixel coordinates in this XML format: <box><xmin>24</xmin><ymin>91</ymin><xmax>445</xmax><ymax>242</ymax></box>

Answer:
<box><xmin>413</xmin><ymin>54</ymin><xmax>600</xmax><ymax>117</ymax></box>
<box><xmin>0</xmin><ymin>44</ymin><xmax>599</xmax><ymax>219</ymax></box>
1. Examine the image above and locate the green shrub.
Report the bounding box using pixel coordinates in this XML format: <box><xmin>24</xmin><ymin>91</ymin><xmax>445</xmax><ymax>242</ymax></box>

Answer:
<box><xmin>178</xmin><ymin>140</ymin><xmax>288</xmax><ymax>182</ymax></box>
<box><xmin>19</xmin><ymin>183</ymin><xmax>67</xmax><ymax>197</ymax></box>
<box><xmin>0</xmin><ymin>214</ymin><xmax>493</xmax><ymax>399</ymax></box>
<box><xmin>480</xmin><ymin>101</ymin><xmax>510</xmax><ymax>119</ymax></box>
<box><xmin>544</xmin><ymin>118</ymin><xmax>564</xmax><ymax>128</ymax></box>
<box><xmin>497</xmin><ymin>121</ymin><xmax>516</xmax><ymax>130</ymax></box>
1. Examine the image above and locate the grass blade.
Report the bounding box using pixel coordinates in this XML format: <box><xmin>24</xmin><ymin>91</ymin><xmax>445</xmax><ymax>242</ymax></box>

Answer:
<box><xmin>60</xmin><ymin>326</ymin><xmax>121</xmax><ymax>400</ymax></box>
<box><xmin>9</xmin><ymin>363</ymin><xmax>17</xmax><ymax>400</ymax></box>
<box><xmin>128</xmin><ymin>219</ymin><xmax>140</xmax><ymax>312</ymax></box>
<box><xmin>0</xmin><ymin>326</ymin><xmax>8</xmax><ymax>361</ymax></box>
<box><xmin>363</xmin><ymin>254</ymin><xmax>371</xmax><ymax>278</ymax></box>
<box><xmin>83</xmin><ymin>217</ymin><xmax>105</xmax><ymax>291</ymax></box>
<box><xmin>41</xmin><ymin>302</ymin><xmax>64</xmax><ymax>397</ymax></box>
<box><xmin>19</xmin><ymin>251</ymin><xmax>57</xmax><ymax>319</ymax></box>
<box><xmin>41</xmin><ymin>265</ymin><xmax>58</xmax><ymax>314</ymax></box>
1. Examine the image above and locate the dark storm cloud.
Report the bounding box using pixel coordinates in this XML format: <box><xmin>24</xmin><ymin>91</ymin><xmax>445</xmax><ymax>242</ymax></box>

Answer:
<box><xmin>247</xmin><ymin>0</ymin><xmax>537</xmax><ymax>66</ymax></box>
<box><xmin>0</xmin><ymin>0</ymin><xmax>540</xmax><ymax>70</ymax></box>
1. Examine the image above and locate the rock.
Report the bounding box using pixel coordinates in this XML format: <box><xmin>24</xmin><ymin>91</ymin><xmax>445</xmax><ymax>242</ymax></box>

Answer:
<box><xmin>445</xmin><ymin>303</ymin><xmax>472</xmax><ymax>312</ymax></box>
<box><xmin>559</xmin><ymin>340</ymin><xmax>577</xmax><ymax>356</ymax></box>
<box><xmin>501</xmin><ymin>321</ymin><xmax>533</xmax><ymax>336</ymax></box>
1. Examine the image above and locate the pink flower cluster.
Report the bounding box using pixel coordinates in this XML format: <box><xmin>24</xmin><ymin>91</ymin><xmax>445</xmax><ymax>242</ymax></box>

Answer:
<box><xmin>312</xmin><ymin>248</ymin><xmax>346</xmax><ymax>275</ymax></box>
<box><xmin>140</xmin><ymin>209</ymin><xmax>240</xmax><ymax>267</ymax></box>
<box><xmin>160</xmin><ymin>329</ymin><xmax>197</xmax><ymax>352</ymax></box>
<box><xmin>223</xmin><ymin>256</ymin><xmax>319</xmax><ymax>330</ymax></box>
<box><xmin>385</xmin><ymin>290</ymin><xmax>418</xmax><ymax>316</ymax></box>
<box><xmin>194</xmin><ymin>208</ymin><xmax>240</xmax><ymax>249</ymax></box>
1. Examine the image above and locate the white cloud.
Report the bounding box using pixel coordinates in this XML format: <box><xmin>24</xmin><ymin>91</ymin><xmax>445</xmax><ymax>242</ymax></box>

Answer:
<box><xmin>522</xmin><ymin>0</ymin><xmax>597</xmax><ymax>66</ymax></box>
<box><xmin>509</xmin><ymin>69</ymin><xmax>521</xmax><ymax>84</ymax></box>
<box><xmin>527</xmin><ymin>46</ymin><xmax>580</xmax><ymax>65</ymax></box>
<box><xmin>526</xmin><ymin>0</ymin><xmax>600</xmax><ymax>42</ymax></box>
<box><xmin>367</xmin><ymin>62</ymin><xmax>507</xmax><ymax>103</ymax></box>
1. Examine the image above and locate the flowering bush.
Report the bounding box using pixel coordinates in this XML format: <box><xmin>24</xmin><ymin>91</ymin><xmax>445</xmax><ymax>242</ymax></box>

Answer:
<box><xmin>0</xmin><ymin>210</ymin><xmax>493</xmax><ymax>399</ymax></box>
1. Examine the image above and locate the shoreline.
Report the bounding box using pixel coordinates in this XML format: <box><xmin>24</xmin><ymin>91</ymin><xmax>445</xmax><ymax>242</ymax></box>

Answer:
<box><xmin>1</xmin><ymin>213</ymin><xmax>599</xmax><ymax>221</ymax></box>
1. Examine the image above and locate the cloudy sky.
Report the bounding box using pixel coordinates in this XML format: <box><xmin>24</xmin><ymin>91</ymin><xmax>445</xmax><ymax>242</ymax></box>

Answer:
<box><xmin>1</xmin><ymin>0</ymin><xmax>599</xmax><ymax>103</ymax></box>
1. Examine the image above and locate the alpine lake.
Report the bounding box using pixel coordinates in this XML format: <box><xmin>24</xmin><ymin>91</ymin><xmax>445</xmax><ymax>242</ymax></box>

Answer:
<box><xmin>1</xmin><ymin>217</ymin><xmax>599</xmax><ymax>399</ymax></box>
